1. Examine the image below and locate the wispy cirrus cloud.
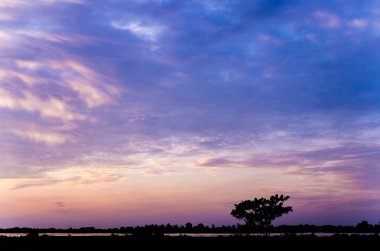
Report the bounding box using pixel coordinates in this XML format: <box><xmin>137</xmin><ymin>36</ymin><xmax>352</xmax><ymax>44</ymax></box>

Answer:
<box><xmin>13</xmin><ymin>58</ymin><xmax>120</xmax><ymax>108</ymax></box>
<box><xmin>198</xmin><ymin>143</ymin><xmax>380</xmax><ymax>191</ymax></box>
<box><xmin>11</xmin><ymin>179</ymin><xmax>63</xmax><ymax>190</ymax></box>
<box><xmin>11</xmin><ymin>129</ymin><xmax>73</xmax><ymax>146</ymax></box>
<box><xmin>0</xmin><ymin>69</ymin><xmax>43</xmax><ymax>85</ymax></box>
<box><xmin>48</xmin><ymin>59</ymin><xmax>120</xmax><ymax>107</ymax></box>
<box><xmin>0</xmin><ymin>88</ymin><xmax>85</xmax><ymax>121</ymax></box>
<box><xmin>0</xmin><ymin>14</ymin><xmax>120</xmax><ymax>149</ymax></box>
<box><xmin>10</xmin><ymin>167</ymin><xmax>124</xmax><ymax>190</ymax></box>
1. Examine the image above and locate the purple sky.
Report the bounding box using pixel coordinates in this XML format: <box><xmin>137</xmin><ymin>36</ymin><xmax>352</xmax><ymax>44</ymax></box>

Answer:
<box><xmin>1</xmin><ymin>0</ymin><xmax>380</xmax><ymax>228</ymax></box>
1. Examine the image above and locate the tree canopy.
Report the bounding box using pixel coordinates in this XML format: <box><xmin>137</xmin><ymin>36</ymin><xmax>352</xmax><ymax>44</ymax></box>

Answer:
<box><xmin>231</xmin><ymin>194</ymin><xmax>293</xmax><ymax>228</ymax></box>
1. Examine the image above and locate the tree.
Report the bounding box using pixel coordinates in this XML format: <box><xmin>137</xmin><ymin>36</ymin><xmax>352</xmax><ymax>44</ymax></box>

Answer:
<box><xmin>185</xmin><ymin>222</ymin><xmax>193</xmax><ymax>229</ymax></box>
<box><xmin>231</xmin><ymin>194</ymin><xmax>293</xmax><ymax>229</ymax></box>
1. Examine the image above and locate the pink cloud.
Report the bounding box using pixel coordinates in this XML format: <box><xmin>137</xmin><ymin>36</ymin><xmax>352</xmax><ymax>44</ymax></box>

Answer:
<box><xmin>0</xmin><ymin>13</ymin><xmax>15</xmax><ymax>21</ymax></box>
<box><xmin>11</xmin><ymin>129</ymin><xmax>73</xmax><ymax>145</ymax></box>
<box><xmin>0</xmin><ymin>88</ymin><xmax>86</xmax><ymax>121</ymax></box>
<box><xmin>0</xmin><ymin>0</ymin><xmax>86</xmax><ymax>8</ymax></box>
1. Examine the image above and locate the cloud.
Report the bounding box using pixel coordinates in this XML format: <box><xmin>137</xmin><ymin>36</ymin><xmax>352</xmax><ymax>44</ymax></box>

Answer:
<box><xmin>66</xmin><ymin>79</ymin><xmax>112</xmax><ymax>108</ymax></box>
<box><xmin>54</xmin><ymin>201</ymin><xmax>66</xmax><ymax>208</ymax></box>
<box><xmin>111</xmin><ymin>21</ymin><xmax>164</xmax><ymax>41</ymax></box>
<box><xmin>0</xmin><ymin>13</ymin><xmax>15</xmax><ymax>21</ymax></box>
<box><xmin>314</xmin><ymin>10</ymin><xmax>342</xmax><ymax>29</ymax></box>
<box><xmin>14</xmin><ymin>30</ymin><xmax>95</xmax><ymax>45</ymax></box>
<box><xmin>9</xmin><ymin>169</ymin><xmax>124</xmax><ymax>190</ymax></box>
<box><xmin>0</xmin><ymin>29</ymin><xmax>19</xmax><ymax>49</ymax></box>
<box><xmin>0</xmin><ymin>0</ymin><xmax>86</xmax><ymax>8</ymax></box>
<box><xmin>350</xmin><ymin>18</ymin><xmax>369</xmax><ymax>29</ymax></box>
<box><xmin>198</xmin><ymin>158</ymin><xmax>256</xmax><ymax>168</ymax></box>
<box><xmin>197</xmin><ymin>142</ymin><xmax>380</xmax><ymax>191</ymax></box>
<box><xmin>11</xmin><ymin>129</ymin><xmax>72</xmax><ymax>145</ymax></box>
<box><xmin>287</xmin><ymin>144</ymin><xmax>380</xmax><ymax>189</ymax></box>
<box><xmin>0</xmin><ymin>0</ymin><xmax>30</xmax><ymax>8</ymax></box>
<box><xmin>0</xmin><ymin>69</ymin><xmax>43</xmax><ymax>85</ymax></box>
<box><xmin>38</xmin><ymin>59</ymin><xmax>119</xmax><ymax>108</ymax></box>
<box><xmin>11</xmin><ymin>179</ymin><xmax>62</xmax><ymax>190</ymax></box>
<box><xmin>0</xmin><ymin>88</ymin><xmax>86</xmax><ymax>121</ymax></box>
<box><xmin>0</xmin><ymin>22</ymin><xmax>120</xmax><ymax>159</ymax></box>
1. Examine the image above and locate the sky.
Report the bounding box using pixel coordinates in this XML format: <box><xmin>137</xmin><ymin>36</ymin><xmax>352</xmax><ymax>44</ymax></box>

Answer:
<box><xmin>0</xmin><ymin>0</ymin><xmax>380</xmax><ymax>228</ymax></box>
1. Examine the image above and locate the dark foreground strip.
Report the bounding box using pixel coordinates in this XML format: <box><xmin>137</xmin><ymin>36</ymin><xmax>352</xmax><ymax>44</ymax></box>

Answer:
<box><xmin>0</xmin><ymin>235</ymin><xmax>379</xmax><ymax>251</ymax></box>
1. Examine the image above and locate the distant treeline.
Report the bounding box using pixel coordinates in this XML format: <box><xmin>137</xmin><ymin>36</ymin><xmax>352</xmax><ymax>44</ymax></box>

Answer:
<box><xmin>1</xmin><ymin>221</ymin><xmax>379</xmax><ymax>234</ymax></box>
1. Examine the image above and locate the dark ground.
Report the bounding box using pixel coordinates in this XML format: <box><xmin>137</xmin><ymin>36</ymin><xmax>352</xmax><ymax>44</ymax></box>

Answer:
<box><xmin>0</xmin><ymin>235</ymin><xmax>379</xmax><ymax>251</ymax></box>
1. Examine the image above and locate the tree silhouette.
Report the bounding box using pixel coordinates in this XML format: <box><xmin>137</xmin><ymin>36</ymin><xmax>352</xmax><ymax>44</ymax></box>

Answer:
<box><xmin>231</xmin><ymin>194</ymin><xmax>293</xmax><ymax>229</ymax></box>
